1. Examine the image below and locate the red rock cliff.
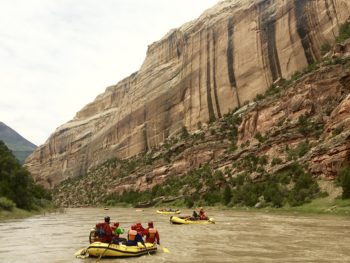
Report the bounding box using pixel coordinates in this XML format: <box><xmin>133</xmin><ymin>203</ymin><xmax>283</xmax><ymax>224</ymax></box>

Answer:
<box><xmin>25</xmin><ymin>0</ymin><xmax>350</xmax><ymax>188</ymax></box>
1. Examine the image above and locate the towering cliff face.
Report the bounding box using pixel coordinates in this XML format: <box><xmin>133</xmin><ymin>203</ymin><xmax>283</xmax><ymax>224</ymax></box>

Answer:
<box><xmin>25</xmin><ymin>0</ymin><xmax>350</xmax><ymax>188</ymax></box>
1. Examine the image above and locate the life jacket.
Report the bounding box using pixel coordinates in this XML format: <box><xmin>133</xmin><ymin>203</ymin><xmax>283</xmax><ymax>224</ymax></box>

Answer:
<box><xmin>148</xmin><ymin>228</ymin><xmax>156</xmax><ymax>238</ymax></box>
<box><xmin>145</xmin><ymin>228</ymin><xmax>158</xmax><ymax>243</ymax></box>
<box><xmin>199</xmin><ymin>210</ymin><xmax>207</xmax><ymax>220</ymax></box>
<box><xmin>128</xmin><ymin>230</ymin><xmax>137</xmax><ymax>241</ymax></box>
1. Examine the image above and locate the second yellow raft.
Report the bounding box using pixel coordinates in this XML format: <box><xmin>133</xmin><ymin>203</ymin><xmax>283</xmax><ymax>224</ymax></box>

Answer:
<box><xmin>170</xmin><ymin>216</ymin><xmax>215</xmax><ymax>224</ymax></box>
<box><xmin>156</xmin><ymin>209</ymin><xmax>181</xmax><ymax>215</ymax></box>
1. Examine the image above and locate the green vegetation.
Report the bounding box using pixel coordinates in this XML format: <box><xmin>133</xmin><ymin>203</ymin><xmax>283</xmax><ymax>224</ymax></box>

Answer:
<box><xmin>297</xmin><ymin>115</ymin><xmax>324</xmax><ymax>138</ymax></box>
<box><xmin>336</xmin><ymin>21</ymin><xmax>350</xmax><ymax>43</ymax></box>
<box><xmin>103</xmin><ymin>156</ymin><xmax>323</xmax><ymax>210</ymax></box>
<box><xmin>337</xmin><ymin>166</ymin><xmax>350</xmax><ymax>199</ymax></box>
<box><xmin>332</xmin><ymin>125</ymin><xmax>344</xmax><ymax>136</ymax></box>
<box><xmin>320</xmin><ymin>42</ymin><xmax>332</xmax><ymax>55</ymax></box>
<box><xmin>286</xmin><ymin>141</ymin><xmax>311</xmax><ymax>161</ymax></box>
<box><xmin>219</xmin><ymin>110</ymin><xmax>242</xmax><ymax>143</ymax></box>
<box><xmin>0</xmin><ymin>197</ymin><xmax>16</xmax><ymax>211</ymax></box>
<box><xmin>0</xmin><ymin>140</ymin><xmax>52</xmax><ymax>212</ymax></box>
<box><xmin>180</xmin><ymin>126</ymin><xmax>189</xmax><ymax>139</ymax></box>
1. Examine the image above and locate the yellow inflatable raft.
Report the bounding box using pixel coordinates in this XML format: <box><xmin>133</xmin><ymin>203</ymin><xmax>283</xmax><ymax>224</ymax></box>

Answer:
<box><xmin>82</xmin><ymin>242</ymin><xmax>157</xmax><ymax>258</ymax></box>
<box><xmin>156</xmin><ymin>209</ymin><xmax>181</xmax><ymax>215</ymax></box>
<box><xmin>170</xmin><ymin>216</ymin><xmax>215</xmax><ymax>224</ymax></box>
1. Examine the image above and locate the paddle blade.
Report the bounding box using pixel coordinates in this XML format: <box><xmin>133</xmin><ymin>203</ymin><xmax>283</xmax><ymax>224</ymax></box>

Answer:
<box><xmin>162</xmin><ymin>247</ymin><xmax>170</xmax><ymax>253</ymax></box>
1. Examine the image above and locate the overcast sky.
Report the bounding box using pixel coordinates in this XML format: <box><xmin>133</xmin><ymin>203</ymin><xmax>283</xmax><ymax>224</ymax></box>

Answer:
<box><xmin>0</xmin><ymin>0</ymin><xmax>219</xmax><ymax>146</ymax></box>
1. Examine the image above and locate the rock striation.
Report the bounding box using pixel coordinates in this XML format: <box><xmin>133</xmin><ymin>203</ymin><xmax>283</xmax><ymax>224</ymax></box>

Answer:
<box><xmin>25</xmin><ymin>0</ymin><xmax>350</xmax><ymax>188</ymax></box>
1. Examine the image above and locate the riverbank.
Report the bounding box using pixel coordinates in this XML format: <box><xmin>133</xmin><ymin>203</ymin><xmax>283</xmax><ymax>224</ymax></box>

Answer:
<box><xmin>147</xmin><ymin>195</ymin><xmax>350</xmax><ymax>218</ymax></box>
<box><xmin>220</xmin><ymin>198</ymin><xmax>350</xmax><ymax>217</ymax></box>
<box><xmin>0</xmin><ymin>206</ymin><xmax>62</xmax><ymax>221</ymax></box>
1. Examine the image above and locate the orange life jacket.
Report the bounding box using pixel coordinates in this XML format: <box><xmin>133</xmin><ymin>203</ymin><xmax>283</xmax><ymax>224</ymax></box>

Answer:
<box><xmin>128</xmin><ymin>230</ymin><xmax>137</xmax><ymax>241</ymax></box>
<box><xmin>145</xmin><ymin>228</ymin><xmax>159</xmax><ymax>243</ymax></box>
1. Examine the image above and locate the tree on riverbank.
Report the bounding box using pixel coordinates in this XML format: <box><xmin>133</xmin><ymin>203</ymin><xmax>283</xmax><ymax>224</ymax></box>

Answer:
<box><xmin>338</xmin><ymin>167</ymin><xmax>350</xmax><ymax>199</ymax></box>
<box><xmin>0</xmin><ymin>140</ymin><xmax>51</xmax><ymax>211</ymax></box>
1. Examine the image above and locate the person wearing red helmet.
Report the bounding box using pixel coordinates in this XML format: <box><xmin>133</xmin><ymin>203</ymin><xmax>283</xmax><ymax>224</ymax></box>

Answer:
<box><xmin>133</xmin><ymin>221</ymin><xmax>146</xmax><ymax>236</ymax></box>
<box><xmin>144</xmin><ymin>221</ymin><xmax>160</xmax><ymax>245</ymax></box>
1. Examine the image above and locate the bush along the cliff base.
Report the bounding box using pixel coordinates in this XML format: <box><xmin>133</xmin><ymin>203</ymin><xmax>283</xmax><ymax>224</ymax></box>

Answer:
<box><xmin>336</xmin><ymin>166</ymin><xmax>350</xmax><ymax>199</ymax></box>
<box><xmin>103</xmin><ymin>161</ymin><xmax>323</xmax><ymax>210</ymax></box>
<box><xmin>0</xmin><ymin>140</ymin><xmax>53</xmax><ymax>216</ymax></box>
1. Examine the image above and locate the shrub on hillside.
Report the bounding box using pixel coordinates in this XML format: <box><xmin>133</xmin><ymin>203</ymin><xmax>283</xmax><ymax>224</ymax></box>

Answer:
<box><xmin>184</xmin><ymin>196</ymin><xmax>194</xmax><ymax>208</ymax></box>
<box><xmin>336</xmin><ymin>21</ymin><xmax>350</xmax><ymax>43</ymax></box>
<box><xmin>288</xmin><ymin>170</ymin><xmax>319</xmax><ymax>206</ymax></box>
<box><xmin>222</xmin><ymin>185</ymin><xmax>233</xmax><ymax>205</ymax></box>
<box><xmin>0</xmin><ymin>197</ymin><xmax>16</xmax><ymax>211</ymax></box>
<box><xmin>180</xmin><ymin>126</ymin><xmax>189</xmax><ymax>139</ymax></box>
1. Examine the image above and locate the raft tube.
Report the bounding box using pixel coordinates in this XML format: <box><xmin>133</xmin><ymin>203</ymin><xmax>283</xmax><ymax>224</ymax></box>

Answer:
<box><xmin>170</xmin><ymin>216</ymin><xmax>215</xmax><ymax>224</ymax></box>
<box><xmin>86</xmin><ymin>242</ymin><xmax>157</xmax><ymax>258</ymax></box>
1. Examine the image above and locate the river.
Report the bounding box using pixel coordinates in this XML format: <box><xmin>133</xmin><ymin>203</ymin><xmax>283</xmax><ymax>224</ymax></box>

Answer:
<box><xmin>0</xmin><ymin>208</ymin><xmax>349</xmax><ymax>263</ymax></box>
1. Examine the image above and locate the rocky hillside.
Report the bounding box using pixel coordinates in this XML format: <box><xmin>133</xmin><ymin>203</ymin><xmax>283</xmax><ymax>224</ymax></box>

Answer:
<box><xmin>0</xmin><ymin>122</ymin><xmax>37</xmax><ymax>164</ymax></box>
<box><xmin>26</xmin><ymin>0</ymin><xmax>350</xmax><ymax>190</ymax></box>
<box><xmin>53</xmin><ymin>40</ymin><xmax>350</xmax><ymax>207</ymax></box>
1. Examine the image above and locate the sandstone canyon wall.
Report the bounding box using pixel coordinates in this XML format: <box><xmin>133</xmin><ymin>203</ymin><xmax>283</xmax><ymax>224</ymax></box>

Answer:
<box><xmin>25</xmin><ymin>0</ymin><xmax>350</xmax><ymax>188</ymax></box>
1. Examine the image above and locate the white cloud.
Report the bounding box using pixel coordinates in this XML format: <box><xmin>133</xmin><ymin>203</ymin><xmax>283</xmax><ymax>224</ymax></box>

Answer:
<box><xmin>0</xmin><ymin>0</ymin><xmax>219</xmax><ymax>145</ymax></box>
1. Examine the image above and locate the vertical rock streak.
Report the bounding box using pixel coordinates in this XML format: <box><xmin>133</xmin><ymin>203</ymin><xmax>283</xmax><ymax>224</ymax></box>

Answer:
<box><xmin>258</xmin><ymin>0</ymin><xmax>282</xmax><ymax>82</ymax></box>
<box><xmin>206</xmin><ymin>29</ymin><xmax>216</xmax><ymax>122</ymax></box>
<box><xmin>212</xmin><ymin>29</ymin><xmax>222</xmax><ymax>118</ymax></box>
<box><xmin>226</xmin><ymin>17</ymin><xmax>241</xmax><ymax>107</ymax></box>
<box><xmin>294</xmin><ymin>0</ymin><xmax>315</xmax><ymax>65</ymax></box>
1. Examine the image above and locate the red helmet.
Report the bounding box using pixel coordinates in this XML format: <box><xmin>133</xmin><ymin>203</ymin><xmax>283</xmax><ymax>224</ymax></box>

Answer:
<box><xmin>131</xmin><ymin>224</ymin><xmax>136</xmax><ymax>230</ymax></box>
<box><xmin>113</xmin><ymin>222</ymin><xmax>120</xmax><ymax>227</ymax></box>
<box><xmin>148</xmin><ymin>221</ymin><xmax>154</xmax><ymax>228</ymax></box>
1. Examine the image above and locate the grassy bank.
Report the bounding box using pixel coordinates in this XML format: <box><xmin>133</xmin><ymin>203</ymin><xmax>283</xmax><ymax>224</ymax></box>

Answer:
<box><xmin>148</xmin><ymin>196</ymin><xmax>350</xmax><ymax>217</ymax></box>
<box><xmin>0</xmin><ymin>206</ymin><xmax>60</xmax><ymax>221</ymax></box>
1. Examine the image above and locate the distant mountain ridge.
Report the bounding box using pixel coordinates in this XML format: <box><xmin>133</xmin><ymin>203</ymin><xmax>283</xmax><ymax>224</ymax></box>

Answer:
<box><xmin>0</xmin><ymin>122</ymin><xmax>37</xmax><ymax>164</ymax></box>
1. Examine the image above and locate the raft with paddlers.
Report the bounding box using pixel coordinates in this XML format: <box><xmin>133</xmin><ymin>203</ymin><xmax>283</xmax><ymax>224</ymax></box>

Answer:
<box><xmin>170</xmin><ymin>215</ymin><xmax>215</xmax><ymax>224</ymax></box>
<box><xmin>156</xmin><ymin>209</ymin><xmax>181</xmax><ymax>214</ymax></box>
<box><xmin>76</xmin><ymin>242</ymin><xmax>157</xmax><ymax>258</ymax></box>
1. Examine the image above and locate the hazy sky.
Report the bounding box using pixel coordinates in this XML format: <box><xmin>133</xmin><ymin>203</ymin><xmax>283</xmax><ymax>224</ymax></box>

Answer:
<box><xmin>0</xmin><ymin>0</ymin><xmax>219</xmax><ymax>146</ymax></box>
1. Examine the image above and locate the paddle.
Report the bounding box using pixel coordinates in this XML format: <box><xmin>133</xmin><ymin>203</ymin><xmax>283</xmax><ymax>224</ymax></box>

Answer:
<box><xmin>142</xmin><ymin>242</ymin><xmax>151</xmax><ymax>256</ymax></box>
<box><xmin>208</xmin><ymin>218</ymin><xmax>215</xmax><ymax>224</ymax></box>
<box><xmin>159</xmin><ymin>244</ymin><xmax>170</xmax><ymax>253</ymax></box>
<box><xmin>95</xmin><ymin>241</ymin><xmax>112</xmax><ymax>262</ymax></box>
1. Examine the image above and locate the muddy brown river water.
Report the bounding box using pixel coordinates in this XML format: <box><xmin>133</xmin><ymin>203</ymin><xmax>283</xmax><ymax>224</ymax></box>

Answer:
<box><xmin>0</xmin><ymin>208</ymin><xmax>350</xmax><ymax>263</ymax></box>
